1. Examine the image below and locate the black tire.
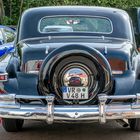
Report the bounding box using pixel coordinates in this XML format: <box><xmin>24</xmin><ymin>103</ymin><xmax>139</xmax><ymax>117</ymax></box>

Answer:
<box><xmin>129</xmin><ymin>119</ymin><xmax>140</xmax><ymax>131</ymax></box>
<box><xmin>2</xmin><ymin>118</ymin><xmax>24</xmax><ymax>132</ymax></box>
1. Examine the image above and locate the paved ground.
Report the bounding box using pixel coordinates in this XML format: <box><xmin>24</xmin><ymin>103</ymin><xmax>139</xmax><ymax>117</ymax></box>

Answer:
<box><xmin>0</xmin><ymin>120</ymin><xmax>139</xmax><ymax>140</ymax></box>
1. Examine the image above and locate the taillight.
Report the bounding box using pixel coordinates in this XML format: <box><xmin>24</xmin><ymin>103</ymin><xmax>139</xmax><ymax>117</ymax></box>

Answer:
<box><xmin>0</xmin><ymin>73</ymin><xmax>7</xmax><ymax>94</ymax></box>
<box><xmin>0</xmin><ymin>89</ymin><xmax>5</xmax><ymax>94</ymax></box>
<box><xmin>24</xmin><ymin>60</ymin><xmax>43</xmax><ymax>74</ymax></box>
<box><xmin>108</xmin><ymin>58</ymin><xmax>127</xmax><ymax>75</ymax></box>
<box><xmin>0</xmin><ymin>73</ymin><xmax>8</xmax><ymax>82</ymax></box>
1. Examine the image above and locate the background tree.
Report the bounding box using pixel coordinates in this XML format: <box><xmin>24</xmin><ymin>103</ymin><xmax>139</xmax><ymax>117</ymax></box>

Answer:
<box><xmin>1</xmin><ymin>0</ymin><xmax>140</xmax><ymax>25</ymax></box>
<box><xmin>0</xmin><ymin>0</ymin><xmax>5</xmax><ymax>23</ymax></box>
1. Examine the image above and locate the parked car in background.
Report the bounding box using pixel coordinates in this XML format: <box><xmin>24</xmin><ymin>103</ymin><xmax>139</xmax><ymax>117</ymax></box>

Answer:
<box><xmin>0</xmin><ymin>25</ymin><xmax>15</xmax><ymax>57</ymax></box>
<box><xmin>1</xmin><ymin>6</ymin><xmax>140</xmax><ymax>132</ymax></box>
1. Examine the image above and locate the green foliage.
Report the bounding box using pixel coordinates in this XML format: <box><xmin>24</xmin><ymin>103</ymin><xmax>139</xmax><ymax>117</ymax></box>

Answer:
<box><xmin>2</xmin><ymin>0</ymin><xmax>140</xmax><ymax>25</ymax></box>
<box><xmin>1</xmin><ymin>16</ymin><xmax>12</xmax><ymax>25</ymax></box>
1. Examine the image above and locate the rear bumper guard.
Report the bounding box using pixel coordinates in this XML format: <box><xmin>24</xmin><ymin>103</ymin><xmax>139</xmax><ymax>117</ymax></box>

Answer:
<box><xmin>0</xmin><ymin>94</ymin><xmax>140</xmax><ymax>124</ymax></box>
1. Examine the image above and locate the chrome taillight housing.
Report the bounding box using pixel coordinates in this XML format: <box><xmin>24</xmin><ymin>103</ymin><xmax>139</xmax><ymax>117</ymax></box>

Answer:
<box><xmin>24</xmin><ymin>60</ymin><xmax>43</xmax><ymax>74</ymax></box>
<box><xmin>0</xmin><ymin>73</ymin><xmax>8</xmax><ymax>82</ymax></box>
<box><xmin>0</xmin><ymin>74</ymin><xmax>7</xmax><ymax>94</ymax></box>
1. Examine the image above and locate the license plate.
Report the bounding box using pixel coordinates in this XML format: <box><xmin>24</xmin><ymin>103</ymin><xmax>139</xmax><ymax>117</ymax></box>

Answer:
<box><xmin>62</xmin><ymin>86</ymin><xmax>88</xmax><ymax>100</ymax></box>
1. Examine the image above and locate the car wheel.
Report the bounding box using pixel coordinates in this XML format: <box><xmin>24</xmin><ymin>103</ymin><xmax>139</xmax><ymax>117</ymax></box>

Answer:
<box><xmin>128</xmin><ymin>119</ymin><xmax>140</xmax><ymax>131</ymax></box>
<box><xmin>2</xmin><ymin>118</ymin><xmax>24</xmax><ymax>132</ymax></box>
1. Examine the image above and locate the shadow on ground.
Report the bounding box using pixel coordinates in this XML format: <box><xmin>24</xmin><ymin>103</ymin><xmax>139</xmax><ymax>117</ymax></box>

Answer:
<box><xmin>0</xmin><ymin>121</ymin><xmax>139</xmax><ymax>140</ymax></box>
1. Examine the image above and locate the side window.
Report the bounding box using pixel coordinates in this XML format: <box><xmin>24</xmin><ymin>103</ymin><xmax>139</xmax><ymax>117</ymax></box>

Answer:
<box><xmin>3</xmin><ymin>28</ymin><xmax>15</xmax><ymax>43</ymax></box>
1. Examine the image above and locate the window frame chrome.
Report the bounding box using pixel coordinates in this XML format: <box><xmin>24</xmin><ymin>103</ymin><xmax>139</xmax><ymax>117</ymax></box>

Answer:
<box><xmin>38</xmin><ymin>15</ymin><xmax>114</xmax><ymax>35</ymax></box>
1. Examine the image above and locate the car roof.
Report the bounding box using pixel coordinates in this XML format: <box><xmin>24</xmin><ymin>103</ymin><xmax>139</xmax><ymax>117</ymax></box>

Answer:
<box><xmin>24</xmin><ymin>6</ymin><xmax>127</xmax><ymax>14</ymax></box>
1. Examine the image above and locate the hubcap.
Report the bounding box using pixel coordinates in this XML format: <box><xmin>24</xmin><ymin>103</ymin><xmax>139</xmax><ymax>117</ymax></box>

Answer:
<box><xmin>63</xmin><ymin>68</ymin><xmax>89</xmax><ymax>87</ymax></box>
<box><xmin>52</xmin><ymin>62</ymin><xmax>100</xmax><ymax>104</ymax></box>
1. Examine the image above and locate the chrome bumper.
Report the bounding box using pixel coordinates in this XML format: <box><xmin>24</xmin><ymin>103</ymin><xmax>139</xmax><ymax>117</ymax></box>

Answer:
<box><xmin>0</xmin><ymin>94</ymin><xmax>140</xmax><ymax>124</ymax></box>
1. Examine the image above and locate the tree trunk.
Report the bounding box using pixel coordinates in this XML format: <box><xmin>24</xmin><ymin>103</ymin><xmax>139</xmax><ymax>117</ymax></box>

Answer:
<box><xmin>20</xmin><ymin>0</ymin><xmax>24</xmax><ymax>16</ymax></box>
<box><xmin>0</xmin><ymin>0</ymin><xmax>5</xmax><ymax>23</ymax></box>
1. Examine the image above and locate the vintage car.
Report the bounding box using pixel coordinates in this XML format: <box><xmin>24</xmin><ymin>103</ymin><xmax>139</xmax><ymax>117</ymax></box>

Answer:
<box><xmin>0</xmin><ymin>25</ymin><xmax>15</xmax><ymax>57</ymax></box>
<box><xmin>0</xmin><ymin>6</ymin><xmax>140</xmax><ymax>132</ymax></box>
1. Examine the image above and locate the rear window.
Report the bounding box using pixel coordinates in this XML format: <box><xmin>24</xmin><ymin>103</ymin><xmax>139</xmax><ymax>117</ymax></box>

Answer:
<box><xmin>39</xmin><ymin>16</ymin><xmax>113</xmax><ymax>34</ymax></box>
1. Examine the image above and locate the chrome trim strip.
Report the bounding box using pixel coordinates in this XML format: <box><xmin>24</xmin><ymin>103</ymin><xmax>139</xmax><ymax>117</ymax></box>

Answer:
<box><xmin>17</xmin><ymin>36</ymin><xmax>130</xmax><ymax>47</ymax></box>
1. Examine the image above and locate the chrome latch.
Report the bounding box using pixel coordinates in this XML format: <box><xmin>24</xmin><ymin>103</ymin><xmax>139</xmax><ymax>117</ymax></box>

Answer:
<box><xmin>46</xmin><ymin>95</ymin><xmax>54</xmax><ymax>124</ymax></box>
<box><xmin>98</xmin><ymin>94</ymin><xmax>107</xmax><ymax>124</ymax></box>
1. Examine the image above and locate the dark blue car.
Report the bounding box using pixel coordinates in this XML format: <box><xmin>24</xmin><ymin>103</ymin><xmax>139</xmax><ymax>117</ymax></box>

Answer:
<box><xmin>1</xmin><ymin>6</ymin><xmax>140</xmax><ymax>132</ymax></box>
<box><xmin>0</xmin><ymin>25</ymin><xmax>15</xmax><ymax>57</ymax></box>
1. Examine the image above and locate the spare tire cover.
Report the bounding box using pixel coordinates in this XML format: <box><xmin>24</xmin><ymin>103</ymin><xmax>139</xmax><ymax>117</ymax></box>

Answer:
<box><xmin>38</xmin><ymin>44</ymin><xmax>112</xmax><ymax>104</ymax></box>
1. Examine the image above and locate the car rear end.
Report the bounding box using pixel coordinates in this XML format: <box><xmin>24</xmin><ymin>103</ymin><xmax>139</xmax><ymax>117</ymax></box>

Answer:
<box><xmin>0</xmin><ymin>6</ymin><xmax>140</xmax><ymax>132</ymax></box>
